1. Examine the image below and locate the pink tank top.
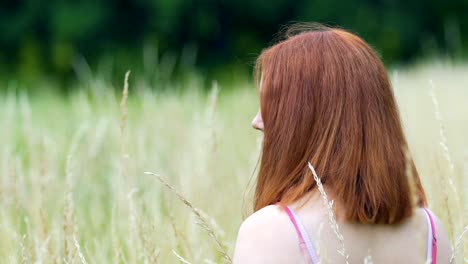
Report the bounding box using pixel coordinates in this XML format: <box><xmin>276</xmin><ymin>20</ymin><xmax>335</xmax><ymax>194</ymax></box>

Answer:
<box><xmin>284</xmin><ymin>206</ymin><xmax>437</xmax><ymax>264</ymax></box>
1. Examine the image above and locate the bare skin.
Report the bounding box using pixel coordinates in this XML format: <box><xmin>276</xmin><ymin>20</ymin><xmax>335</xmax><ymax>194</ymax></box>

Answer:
<box><xmin>233</xmin><ymin>190</ymin><xmax>452</xmax><ymax>263</ymax></box>
<box><xmin>233</xmin><ymin>112</ymin><xmax>452</xmax><ymax>263</ymax></box>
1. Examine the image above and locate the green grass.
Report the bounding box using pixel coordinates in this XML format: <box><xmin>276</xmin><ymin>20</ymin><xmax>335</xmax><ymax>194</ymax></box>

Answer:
<box><xmin>0</xmin><ymin>62</ymin><xmax>466</xmax><ymax>263</ymax></box>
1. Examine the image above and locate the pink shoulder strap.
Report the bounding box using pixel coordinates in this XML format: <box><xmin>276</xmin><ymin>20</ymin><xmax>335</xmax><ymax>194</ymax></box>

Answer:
<box><xmin>284</xmin><ymin>206</ymin><xmax>306</xmax><ymax>245</ymax></box>
<box><xmin>423</xmin><ymin>208</ymin><xmax>437</xmax><ymax>264</ymax></box>
<box><xmin>284</xmin><ymin>206</ymin><xmax>320</xmax><ymax>264</ymax></box>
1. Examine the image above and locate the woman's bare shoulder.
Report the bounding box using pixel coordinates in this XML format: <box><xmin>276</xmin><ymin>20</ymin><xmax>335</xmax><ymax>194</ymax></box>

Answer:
<box><xmin>233</xmin><ymin>205</ymin><xmax>303</xmax><ymax>263</ymax></box>
<box><xmin>240</xmin><ymin>204</ymin><xmax>289</xmax><ymax>227</ymax></box>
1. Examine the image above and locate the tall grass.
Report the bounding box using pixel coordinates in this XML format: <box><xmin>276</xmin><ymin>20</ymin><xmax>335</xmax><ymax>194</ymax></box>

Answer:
<box><xmin>0</xmin><ymin>62</ymin><xmax>466</xmax><ymax>263</ymax></box>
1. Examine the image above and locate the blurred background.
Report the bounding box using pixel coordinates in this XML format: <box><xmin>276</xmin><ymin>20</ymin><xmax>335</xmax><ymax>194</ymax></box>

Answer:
<box><xmin>1</xmin><ymin>0</ymin><xmax>467</xmax><ymax>90</ymax></box>
<box><xmin>1</xmin><ymin>1</ymin><xmax>467</xmax><ymax>263</ymax></box>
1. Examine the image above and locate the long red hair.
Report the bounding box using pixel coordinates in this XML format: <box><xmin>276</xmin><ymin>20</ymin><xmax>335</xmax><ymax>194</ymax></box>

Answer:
<box><xmin>254</xmin><ymin>25</ymin><xmax>426</xmax><ymax>224</ymax></box>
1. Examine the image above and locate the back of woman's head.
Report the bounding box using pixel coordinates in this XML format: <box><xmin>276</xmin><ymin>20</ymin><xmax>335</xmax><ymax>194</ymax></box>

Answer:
<box><xmin>254</xmin><ymin>24</ymin><xmax>426</xmax><ymax>224</ymax></box>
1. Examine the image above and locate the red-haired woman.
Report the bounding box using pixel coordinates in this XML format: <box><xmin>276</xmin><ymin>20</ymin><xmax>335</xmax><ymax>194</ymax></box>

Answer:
<box><xmin>233</xmin><ymin>25</ymin><xmax>451</xmax><ymax>263</ymax></box>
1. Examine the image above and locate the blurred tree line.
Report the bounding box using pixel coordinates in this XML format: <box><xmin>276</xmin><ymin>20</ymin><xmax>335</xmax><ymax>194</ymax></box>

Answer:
<box><xmin>0</xmin><ymin>0</ymin><xmax>467</xmax><ymax>89</ymax></box>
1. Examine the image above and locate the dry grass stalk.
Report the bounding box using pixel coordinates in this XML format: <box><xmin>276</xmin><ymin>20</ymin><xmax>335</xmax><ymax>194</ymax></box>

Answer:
<box><xmin>20</xmin><ymin>234</ymin><xmax>28</xmax><ymax>264</ymax></box>
<box><xmin>172</xmin><ymin>250</ymin><xmax>192</xmax><ymax>264</ymax></box>
<box><xmin>127</xmin><ymin>188</ymin><xmax>139</xmax><ymax>237</ymax></box>
<box><xmin>73</xmin><ymin>235</ymin><xmax>88</xmax><ymax>264</ymax></box>
<box><xmin>139</xmin><ymin>221</ymin><xmax>159</xmax><ymax>263</ymax></box>
<box><xmin>150</xmin><ymin>250</ymin><xmax>161</xmax><ymax>264</ymax></box>
<box><xmin>307</xmin><ymin>162</ymin><xmax>349</xmax><ymax>264</ymax></box>
<box><xmin>197</xmin><ymin>209</ymin><xmax>226</xmax><ymax>239</ymax></box>
<box><xmin>145</xmin><ymin>171</ymin><xmax>232</xmax><ymax>263</ymax></box>
<box><xmin>120</xmin><ymin>71</ymin><xmax>137</xmax><ymax>262</ymax></box>
<box><xmin>111</xmin><ymin>220</ymin><xmax>127</xmax><ymax>264</ymax></box>
<box><xmin>169</xmin><ymin>213</ymin><xmax>193</xmax><ymax>260</ymax></box>
<box><xmin>63</xmin><ymin>155</ymin><xmax>80</xmax><ymax>263</ymax></box>
<box><xmin>121</xmin><ymin>70</ymin><xmax>131</xmax><ymax>136</ymax></box>
<box><xmin>428</xmin><ymin>80</ymin><xmax>462</xmax><ymax>238</ymax></box>
<box><xmin>450</xmin><ymin>224</ymin><xmax>468</xmax><ymax>263</ymax></box>
<box><xmin>126</xmin><ymin>188</ymin><xmax>141</xmax><ymax>261</ymax></box>
<box><xmin>429</xmin><ymin>81</ymin><xmax>460</xmax><ymax>199</ymax></box>
<box><xmin>35</xmin><ymin>234</ymin><xmax>52</xmax><ymax>264</ymax></box>
<box><xmin>313</xmin><ymin>221</ymin><xmax>324</xmax><ymax>261</ymax></box>
<box><xmin>13</xmin><ymin>156</ymin><xmax>21</xmax><ymax>215</ymax></box>
<box><xmin>24</xmin><ymin>217</ymin><xmax>34</xmax><ymax>261</ymax></box>
<box><xmin>208</xmin><ymin>81</ymin><xmax>219</xmax><ymax>153</ymax></box>
<box><xmin>428</xmin><ymin>80</ymin><xmax>456</xmax><ymax>172</ymax></box>
<box><xmin>63</xmin><ymin>156</ymin><xmax>73</xmax><ymax>262</ymax></box>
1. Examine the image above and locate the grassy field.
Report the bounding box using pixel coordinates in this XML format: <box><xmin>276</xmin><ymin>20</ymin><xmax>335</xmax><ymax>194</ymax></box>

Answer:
<box><xmin>0</xmin><ymin>62</ymin><xmax>467</xmax><ymax>263</ymax></box>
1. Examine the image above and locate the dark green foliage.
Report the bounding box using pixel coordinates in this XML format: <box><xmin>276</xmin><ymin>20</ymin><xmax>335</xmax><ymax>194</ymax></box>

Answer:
<box><xmin>0</xmin><ymin>0</ymin><xmax>467</xmax><ymax>89</ymax></box>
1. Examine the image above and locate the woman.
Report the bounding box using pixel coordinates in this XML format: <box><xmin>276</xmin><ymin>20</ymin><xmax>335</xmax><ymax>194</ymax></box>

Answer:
<box><xmin>233</xmin><ymin>25</ymin><xmax>451</xmax><ymax>263</ymax></box>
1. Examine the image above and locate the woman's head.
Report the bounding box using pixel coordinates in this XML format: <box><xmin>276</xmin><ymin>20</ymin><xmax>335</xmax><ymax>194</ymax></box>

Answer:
<box><xmin>253</xmin><ymin>24</ymin><xmax>426</xmax><ymax>224</ymax></box>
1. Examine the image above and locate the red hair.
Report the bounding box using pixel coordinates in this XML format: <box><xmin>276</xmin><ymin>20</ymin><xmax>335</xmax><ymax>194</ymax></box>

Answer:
<box><xmin>254</xmin><ymin>25</ymin><xmax>426</xmax><ymax>224</ymax></box>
